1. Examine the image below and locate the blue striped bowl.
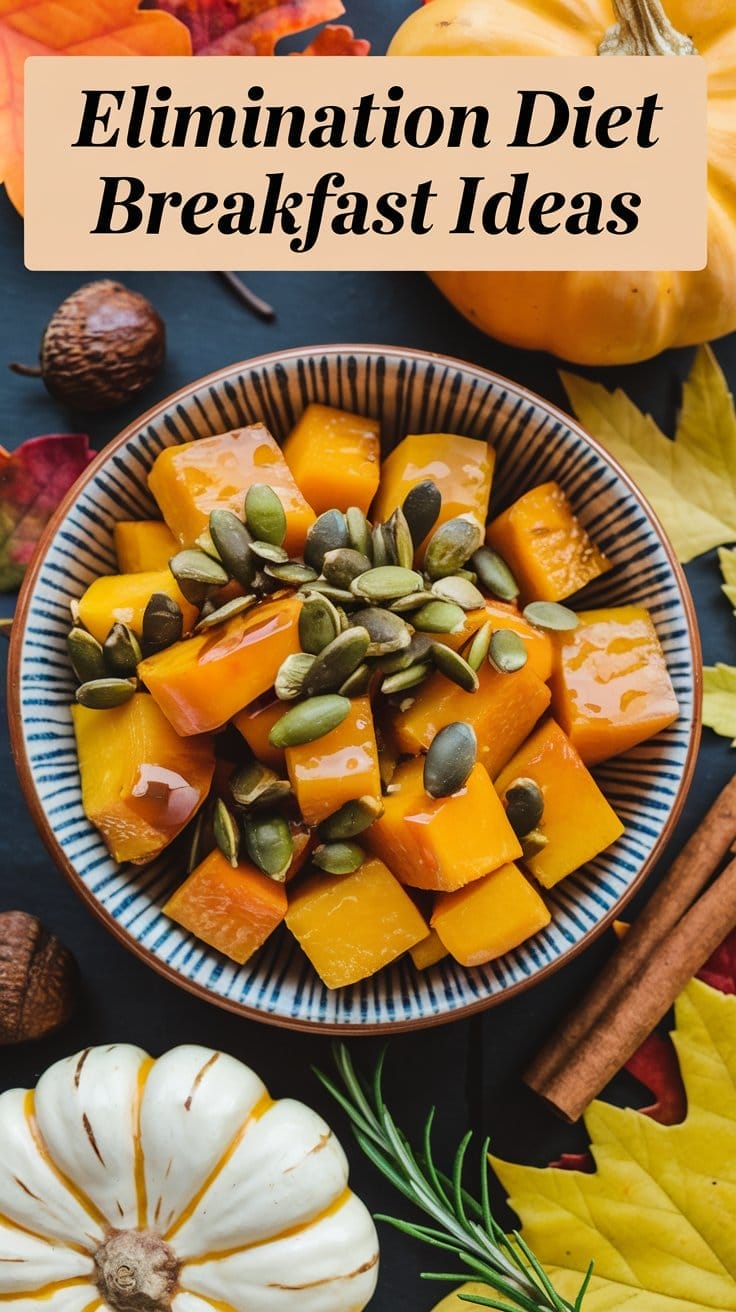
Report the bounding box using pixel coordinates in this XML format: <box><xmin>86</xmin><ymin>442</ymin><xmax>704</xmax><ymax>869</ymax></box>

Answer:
<box><xmin>9</xmin><ymin>346</ymin><xmax>701</xmax><ymax>1032</ymax></box>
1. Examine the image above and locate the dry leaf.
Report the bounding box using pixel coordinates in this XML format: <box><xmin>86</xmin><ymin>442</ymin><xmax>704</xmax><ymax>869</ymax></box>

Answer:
<box><xmin>153</xmin><ymin>0</ymin><xmax>365</xmax><ymax>55</ymax></box>
<box><xmin>0</xmin><ymin>433</ymin><xmax>95</xmax><ymax>591</ymax></box>
<box><xmin>561</xmin><ymin>346</ymin><xmax>736</xmax><ymax>564</ymax></box>
<box><xmin>702</xmin><ymin>664</ymin><xmax>736</xmax><ymax>743</ymax></box>
<box><xmin>0</xmin><ymin>0</ymin><xmax>191</xmax><ymax>214</ymax></box>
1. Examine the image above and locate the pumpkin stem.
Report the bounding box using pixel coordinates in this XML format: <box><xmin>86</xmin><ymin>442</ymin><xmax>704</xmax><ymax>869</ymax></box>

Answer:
<box><xmin>599</xmin><ymin>0</ymin><xmax>696</xmax><ymax>56</ymax></box>
<box><xmin>95</xmin><ymin>1229</ymin><xmax>180</xmax><ymax>1312</ymax></box>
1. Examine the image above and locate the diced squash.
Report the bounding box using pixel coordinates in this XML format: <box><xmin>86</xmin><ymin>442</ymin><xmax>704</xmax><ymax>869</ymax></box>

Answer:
<box><xmin>393</xmin><ymin>661</ymin><xmax>551</xmax><ymax>780</ymax></box>
<box><xmin>285</xmin><ymin>856</ymin><xmax>428</xmax><ymax>989</ymax></box>
<box><xmin>371</xmin><ymin>433</ymin><xmax>494</xmax><ymax>545</ymax></box>
<box><xmin>550</xmin><ymin>604</ymin><xmax>679</xmax><ymax>765</ymax></box>
<box><xmin>486</xmin><ymin>481</ymin><xmax>610</xmax><ymax>602</ymax></box>
<box><xmin>138</xmin><ymin>595</ymin><xmax>302</xmax><ymax>736</ymax></box>
<box><xmin>282</xmin><ymin>403</ymin><xmax>380</xmax><ymax>515</ymax></box>
<box><xmin>233</xmin><ymin>694</ymin><xmax>287</xmax><ymax>771</ymax></box>
<box><xmin>71</xmin><ymin>694</ymin><xmax>215</xmax><ymax>865</ymax></box>
<box><xmin>77</xmin><ymin>570</ymin><xmax>198</xmax><ymax>645</ymax></box>
<box><xmin>432</xmin><ymin>863</ymin><xmax>551</xmax><ymax>967</ymax></box>
<box><xmin>114</xmin><ymin>520</ymin><xmax>178</xmax><ymax>573</ymax></box>
<box><xmin>148</xmin><ymin>424</ymin><xmax>316</xmax><ymax>556</ymax></box>
<box><xmin>410</xmin><ymin>929</ymin><xmax>448</xmax><ymax>971</ymax></box>
<box><xmin>367</xmin><ymin>758</ymin><xmax>521</xmax><ymax>892</ymax></box>
<box><xmin>164</xmin><ymin>849</ymin><xmax>287</xmax><ymax>965</ymax></box>
<box><xmin>495</xmin><ymin>719</ymin><xmax>624</xmax><ymax>889</ymax></box>
<box><xmin>285</xmin><ymin>818</ymin><xmax>313</xmax><ymax>882</ymax></box>
<box><xmin>285</xmin><ymin>696</ymin><xmax>381</xmax><ymax>827</ymax></box>
<box><xmin>438</xmin><ymin>598</ymin><xmax>553</xmax><ymax>682</ymax></box>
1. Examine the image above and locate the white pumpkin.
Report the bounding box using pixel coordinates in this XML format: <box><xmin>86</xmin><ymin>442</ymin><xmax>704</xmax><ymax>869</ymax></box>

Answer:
<box><xmin>0</xmin><ymin>1044</ymin><xmax>379</xmax><ymax>1312</ymax></box>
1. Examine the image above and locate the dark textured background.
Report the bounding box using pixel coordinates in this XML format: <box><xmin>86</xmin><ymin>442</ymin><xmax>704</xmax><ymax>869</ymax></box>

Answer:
<box><xmin>1</xmin><ymin>3</ymin><xmax>735</xmax><ymax>1306</ymax></box>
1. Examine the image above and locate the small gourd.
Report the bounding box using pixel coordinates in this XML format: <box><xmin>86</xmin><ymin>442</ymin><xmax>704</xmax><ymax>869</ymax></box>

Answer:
<box><xmin>0</xmin><ymin>1044</ymin><xmax>379</xmax><ymax>1312</ymax></box>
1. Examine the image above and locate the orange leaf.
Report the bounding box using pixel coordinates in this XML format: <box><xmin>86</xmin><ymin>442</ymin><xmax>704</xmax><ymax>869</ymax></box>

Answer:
<box><xmin>0</xmin><ymin>0</ymin><xmax>192</xmax><ymax>214</ymax></box>
<box><xmin>155</xmin><ymin>0</ymin><xmax>352</xmax><ymax>54</ymax></box>
<box><xmin>298</xmin><ymin>24</ymin><xmax>370</xmax><ymax>55</ymax></box>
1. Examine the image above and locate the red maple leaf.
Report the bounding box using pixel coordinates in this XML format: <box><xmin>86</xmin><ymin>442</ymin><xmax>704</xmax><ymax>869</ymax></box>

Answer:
<box><xmin>0</xmin><ymin>434</ymin><xmax>95</xmax><ymax>591</ymax></box>
<box><xmin>153</xmin><ymin>0</ymin><xmax>369</xmax><ymax>55</ymax></box>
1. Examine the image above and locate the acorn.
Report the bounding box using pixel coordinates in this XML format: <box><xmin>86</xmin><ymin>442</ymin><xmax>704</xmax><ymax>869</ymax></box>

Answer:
<box><xmin>0</xmin><ymin>911</ymin><xmax>78</xmax><ymax>1044</ymax></box>
<box><xmin>10</xmin><ymin>279</ymin><xmax>165</xmax><ymax>412</ymax></box>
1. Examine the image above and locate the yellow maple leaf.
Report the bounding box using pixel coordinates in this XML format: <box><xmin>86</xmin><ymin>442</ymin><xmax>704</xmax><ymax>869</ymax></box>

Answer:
<box><xmin>432</xmin><ymin>980</ymin><xmax>736</xmax><ymax>1312</ymax></box>
<box><xmin>0</xmin><ymin>0</ymin><xmax>192</xmax><ymax>214</ymax></box>
<box><xmin>561</xmin><ymin>346</ymin><xmax>736</xmax><ymax>564</ymax></box>
<box><xmin>702</xmin><ymin>664</ymin><xmax>736</xmax><ymax>743</ymax></box>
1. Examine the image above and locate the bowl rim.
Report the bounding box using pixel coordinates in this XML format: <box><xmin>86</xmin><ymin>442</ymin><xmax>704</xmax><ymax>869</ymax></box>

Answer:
<box><xmin>7</xmin><ymin>342</ymin><xmax>703</xmax><ymax>1035</ymax></box>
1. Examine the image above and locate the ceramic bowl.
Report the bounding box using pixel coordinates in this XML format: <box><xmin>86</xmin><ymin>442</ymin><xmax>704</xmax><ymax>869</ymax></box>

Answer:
<box><xmin>8</xmin><ymin>345</ymin><xmax>701</xmax><ymax>1033</ymax></box>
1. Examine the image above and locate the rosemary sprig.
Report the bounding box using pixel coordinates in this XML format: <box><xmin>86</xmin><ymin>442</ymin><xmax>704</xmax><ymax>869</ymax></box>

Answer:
<box><xmin>316</xmin><ymin>1044</ymin><xmax>592</xmax><ymax>1312</ymax></box>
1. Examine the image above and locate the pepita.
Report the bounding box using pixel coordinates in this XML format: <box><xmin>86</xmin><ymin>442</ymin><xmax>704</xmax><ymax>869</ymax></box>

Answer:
<box><xmin>350</xmin><ymin>565</ymin><xmax>424</xmax><ymax>603</ymax></box>
<box><xmin>264</xmin><ymin>560</ymin><xmax>318</xmax><ymax>586</ymax></box>
<box><xmin>381</xmin><ymin>662</ymin><xmax>431</xmax><ymax>696</ymax></box>
<box><xmin>209</xmin><ymin>509</ymin><xmax>256</xmax><ymax>588</ymax></box>
<box><xmin>269</xmin><ymin>694</ymin><xmax>351</xmax><ymax>748</ymax></box>
<box><xmin>66</xmin><ymin>627</ymin><xmax>106</xmax><ymax>684</ymax></box>
<box><xmin>141</xmin><ymin>593</ymin><xmax>183</xmax><ymax>656</ymax></box>
<box><xmin>430</xmin><ymin>575</ymin><xmax>485</xmax><ymax>610</ymax></box>
<box><xmin>520</xmin><ymin>828</ymin><xmax>549</xmax><ymax>860</ymax></box>
<box><xmin>346</xmin><ymin>506</ymin><xmax>372</xmax><ymax>558</ymax></box>
<box><xmin>503</xmin><ymin>777</ymin><xmax>544</xmax><ymax>838</ymax></box>
<box><xmin>304</xmin><ymin>509</ymin><xmax>349</xmax><ymax>572</ymax></box>
<box><xmin>243</xmin><ymin>813</ymin><xmax>293</xmax><ymax>882</ymax></box>
<box><xmin>411</xmin><ymin>599</ymin><xmax>466</xmax><ymax>634</ymax></box>
<box><xmin>387</xmin><ymin>590</ymin><xmax>436</xmax><ymax>613</ymax></box>
<box><xmin>371</xmin><ymin>523</ymin><xmax>388</xmax><ymax>567</ymax></box>
<box><xmin>213</xmin><ymin>798</ymin><xmax>240</xmax><ymax>867</ymax></box>
<box><xmin>275</xmin><ymin>652</ymin><xmax>316</xmax><ymax>700</ymax></box>
<box><xmin>312</xmin><ymin>842</ymin><xmax>365</xmax><ymax>875</ymax></box>
<box><xmin>194</xmin><ymin>529</ymin><xmax>222</xmax><ymax>561</ymax></box>
<box><xmin>244</xmin><ymin>483</ymin><xmax>287</xmax><ymax>546</ymax></box>
<box><xmin>249</xmin><ymin>540</ymin><xmax>289</xmax><ymax>564</ymax></box>
<box><xmin>321</xmin><ymin>548</ymin><xmax>372</xmax><ymax>590</ymax></box>
<box><xmin>387</xmin><ymin>506</ymin><xmax>415</xmax><ymax>570</ymax></box>
<box><xmin>376</xmin><ymin>631</ymin><xmax>433</xmax><ymax>674</ymax></box>
<box><xmin>169</xmin><ymin>548</ymin><xmax>229</xmax><ymax>604</ymax></box>
<box><xmin>194</xmin><ymin>595</ymin><xmax>257</xmax><ymax>632</ymax></box>
<box><xmin>488</xmin><ymin>629</ymin><xmax>528</xmax><ymax>673</ymax></box>
<box><xmin>230</xmin><ymin>759</ymin><xmax>291</xmax><ymax>808</ymax></box>
<box><xmin>75</xmin><ymin>677</ymin><xmax>137</xmax><ymax>709</ymax></box>
<box><xmin>423</xmin><ymin>517</ymin><xmax>482</xmax><ymax>580</ymax></box>
<box><xmin>523</xmin><ymin>601</ymin><xmax>579</xmax><ymax>632</ymax></box>
<box><xmin>102</xmin><ymin>622</ymin><xmax>142</xmax><ymax>678</ymax></box>
<box><xmin>463</xmin><ymin>620</ymin><xmax>493</xmax><ymax>671</ymax></box>
<box><xmin>298</xmin><ymin>580</ymin><xmax>356</xmax><ymax>606</ymax></box>
<box><xmin>471</xmin><ymin>547</ymin><xmax>520</xmax><ymax>601</ymax></box>
<box><xmin>424</xmin><ymin>722</ymin><xmax>477</xmax><ymax>798</ymax></box>
<box><xmin>338</xmin><ymin>662</ymin><xmax>373</xmax><ymax>697</ymax></box>
<box><xmin>298</xmin><ymin>592</ymin><xmax>342</xmax><ymax>654</ymax></box>
<box><xmin>402</xmin><ymin>479</ymin><xmax>441</xmax><ymax>548</ymax></box>
<box><xmin>350</xmin><ymin>606</ymin><xmax>413</xmax><ymax>656</ymax></box>
<box><xmin>430</xmin><ymin>643</ymin><xmax>479</xmax><ymax>692</ymax></box>
<box><xmin>318</xmin><ymin>795</ymin><xmax>384</xmax><ymax>840</ymax></box>
<box><xmin>186</xmin><ymin>806</ymin><xmax>209</xmax><ymax>874</ymax></box>
<box><xmin>302</xmin><ymin>627</ymin><xmax>371</xmax><ymax>696</ymax></box>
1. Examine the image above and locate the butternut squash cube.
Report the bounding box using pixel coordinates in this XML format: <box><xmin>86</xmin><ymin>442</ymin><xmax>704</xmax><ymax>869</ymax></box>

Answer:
<box><xmin>282</xmin><ymin>403</ymin><xmax>380</xmax><ymax>515</ymax></box>
<box><xmin>371</xmin><ymin>432</ymin><xmax>494</xmax><ymax>544</ymax></box>
<box><xmin>233</xmin><ymin>694</ymin><xmax>287</xmax><ymax>771</ymax></box>
<box><xmin>285</xmin><ymin>856</ymin><xmax>428</xmax><ymax>989</ymax></box>
<box><xmin>164</xmin><ymin>850</ymin><xmax>287</xmax><ymax>966</ymax></box>
<box><xmin>432</xmin><ymin>863</ymin><xmax>551</xmax><ymax>967</ymax></box>
<box><xmin>285</xmin><ymin>696</ymin><xmax>381</xmax><ymax>827</ymax></box>
<box><xmin>138</xmin><ymin>595</ymin><xmax>302</xmax><ymax>736</ymax></box>
<box><xmin>77</xmin><ymin>570</ymin><xmax>198</xmax><ymax>645</ymax></box>
<box><xmin>367</xmin><ymin>759</ymin><xmax>521</xmax><ymax>892</ymax></box>
<box><xmin>550</xmin><ymin>605</ymin><xmax>679</xmax><ymax>765</ymax></box>
<box><xmin>495</xmin><ymin>720</ymin><xmax>624</xmax><ymax>889</ymax></box>
<box><xmin>486</xmin><ymin>481</ymin><xmax>610</xmax><ymax>602</ymax></box>
<box><xmin>71</xmin><ymin>694</ymin><xmax>215</xmax><ymax>865</ymax></box>
<box><xmin>393</xmin><ymin>662</ymin><xmax>551</xmax><ymax>780</ymax></box>
<box><xmin>114</xmin><ymin>520</ymin><xmax>178</xmax><ymax>573</ymax></box>
<box><xmin>410</xmin><ymin>929</ymin><xmax>448</xmax><ymax>971</ymax></box>
<box><xmin>148</xmin><ymin>424</ymin><xmax>316</xmax><ymax>556</ymax></box>
<box><xmin>438</xmin><ymin>599</ymin><xmax>553</xmax><ymax>682</ymax></box>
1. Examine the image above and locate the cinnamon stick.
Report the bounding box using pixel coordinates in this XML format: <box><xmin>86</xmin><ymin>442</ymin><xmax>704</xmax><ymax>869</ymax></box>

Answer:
<box><xmin>526</xmin><ymin>775</ymin><xmax>736</xmax><ymax>1098</ymax></box>
<box><xmin>526</xmin><ymin>855</ymin><xmax>736</xmax><ymax>1122</ymax></box>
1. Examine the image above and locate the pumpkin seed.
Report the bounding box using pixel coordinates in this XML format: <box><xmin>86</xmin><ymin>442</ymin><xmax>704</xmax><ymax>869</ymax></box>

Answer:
<box><xmin>411</xmin><ymin>599</ymin><xmax>466</xmax><ymax>634</ymax></box>
<box><xmin>312</xmin><ymin>842</ymin><xmax>365</xmax><ymax>875</ymax></box>
<box><xmin>520</xmin><ymin>828</ymin><xmax>549</xmax><ymax>860</ymax></box>
<box><xmin>249</xmin><ymin>540</ymin><xmax>289</xmax><ymax>564</ymax></box>
<box><xmin>141</xmin><ymin>593</ymin><xmax>183</xmax><ymax>656</ymax></box>
<box><xmin>275</xmin><ymin>652</ymin><xmax>316</xmax><ymax>700</ymax></box>
<box><xmin>69</xmin><ymin>599</ymin><xmax>82</xmax><ymax>626</ymax></box>
<box><xmin>523</xmin><ymin>601</ymin><xmax>579</xmax><ymax>632</ymax></box>
<box><xmin>351</xmin><ymin>565</ymin><xmax>424</xmax><ymax>603</ymax></box>
<box><xmin>318</xmin><ymin>795</ymin><xmax>384</xmax><ymax>840</ymax></box>
<box><xmin>298</xmin><ymin>592</ymin><xmax>342</xmax><ymax>654</ymax></box>
<box><xmin>431</xmin><ymin>575</ymin><xmax>485</xmax><ymax>610</ymax></box>
<box><xmin>381</xmin><ymin>662</ymin><xmax>432</xmax><ymax>696</ymax></box>
<box><xmin>243</xmin><ymin>813</ymin><xmax>293</xmax><ymax>882</ymax></box>
<box><xmin>456</xmin><ymin>569</ymin><xmax>478</xmax><ymax>584</ymax></box>
<box><xmin>102</xmin><ymin>623</ymin><xmax>142</xmax><ymax>678</ymax></box>
<box><xmin>66</xmin><ymin>627</ymin><xmax>106</xmax><ymax>683</ymax></box>
<box><xmin>346</xmin><ymin>506</ymin><xmax>372</xmax><ymax>558</ymax></box>
<box><xmin>194</xmin><ymin>595</ymin><xmax>257</xmax><ymax>632</ymax></box>
<box><xmin>488</xmin><ymin>629</ymin><xmax>528</xmax><ymax>673</ymax></box>
<box><xmin>339</xmin><ymin>662</ymin><xmax>373</xmax><ymax>697</ymax></box>
<box><xmin>269</xmin><ymin>694</ymin><xmax>351</xmax><ymax>748</ymax></box>
<box><xmin>471</xmin><ymin>547</ymin><xmax>520</xmax><ymax>601</ymax></box>
<box><xmin>424</xmin><ymin>722</ymin><xmax>477</xmax><ymax>798</ymax></box>
<box><xmin>387</xmin><ymin>590</ymin><xmax>436</xmax><ymax>613</ymax></box>
<box><xmin>230</xmin><ymin>760</ymin><xmax>291</xmax><ymax>809</ymax></box>
<box><xmin>213</xmin><ymin>798</ymin><xmax>240</xmax><ymax>867</ymax></box>
<box><xmin>186</xmin><ymin>807</ymin><xmax>208</xmax><ymax>874</ymax></box>
<box><xmin>376</xmin><ymin>631</ymin><xmax>433</xmax><ymax>674</ymax></box>
<box><xmin>298</xmin><ymin>580</ymin><xmax>357</xmax><ymax>606</ymax></box>
<box><xmin>265</xmin><ymin>560</ymin><xmax>318</xmax><ymax>586</ymax></box>
<box><xmin>209</xmin><ymin>509</ymin><xmax>256</xmax><ymax>588</ymax></box>
<box><xmin>302</xmin><ymin>627</ymin><xmax>371</xmax><ymax>696</ymax></box>
<box><xmin>170</xmin><ymin>548</ymin><xmax>229</xmax><ymax>603</ymax></box>
<box><xmin>424</xmin><ymin>518</ymin><xmax>483</xmax><ymax>580</ymax></box>
<box><xmin>431</xmin><ymin>643</ymin><xmax>479</xmax><ymax>693</ymax></box>
<box><xmin>304</xmin><ymin>509</ymin><xmax>348</xmax><ymax>572</ymax></box>
<box><xmin>402</xmin><ymin>479</ymin><xmax>441</xmax><ymax>548</ymax></box>
<box><xmin>75</xmin><ymin>677</ymin><xmax>137</xmax><ymax>709</ymax></box>
<box><xmin>322</xmin><ymin>548</ymin><xmax>372</xmax><ymax>590</ymax></box>
<box><xmin>244</xmin><ymin>484</ymin><xmax>287</xmax><ymax>546</ymax></box>
<box><xmin>371</xmin><ymin>522</ymin><xmax>388</xmax><ymax>567</ymax></box>
<box><xmin>504</xmin><ymin>777</ymin><xmax>544</xmax><ymax>838</ymax></box>
<box><xmin>350</xmin><ymin>606</ymin><xmax>413</xmax><ymax>656</ymax></box>
<box><xmin>463</xmin><ymin>620</ymin><xmax>493</xmax><ymax>671</ymax></box>
<box><xmin>195</xmin><ymin>528</ymin><xmax>222</xmax><ymax>561</ymax></box>
<box><xmin>387</xmin><ymin>506</ymin><xmax>415</xmax><ymax>570</ymax></box>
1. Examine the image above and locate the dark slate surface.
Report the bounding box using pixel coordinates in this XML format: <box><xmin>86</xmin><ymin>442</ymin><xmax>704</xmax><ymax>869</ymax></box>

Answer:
<box><xmin>1</xmin><ymin>4</ymin><xmax>735</xmax><ymax>1307</ymax></box>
